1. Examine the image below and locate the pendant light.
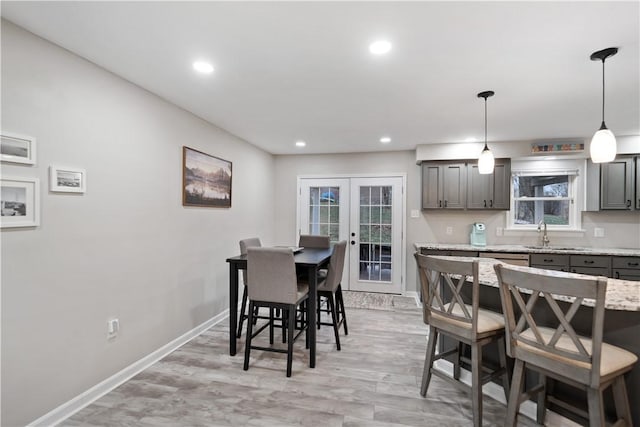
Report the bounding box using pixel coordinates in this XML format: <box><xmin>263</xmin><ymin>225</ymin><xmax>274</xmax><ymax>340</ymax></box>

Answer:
<box><xmin>589</xmin><ymin>47</ymin><xmax>618</xmax><ymax>163</ymax></box>
<box><xmin>477</xmin><ymin>90</ymin><xmax>495</xmax><ymax>174</ymax></box>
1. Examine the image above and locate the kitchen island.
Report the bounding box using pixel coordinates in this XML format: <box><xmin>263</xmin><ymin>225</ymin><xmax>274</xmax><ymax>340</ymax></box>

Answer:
<box><xmin>414</xmin><ymin>245</ymin><xmax>640</xmax><ymax>425</ymax></box>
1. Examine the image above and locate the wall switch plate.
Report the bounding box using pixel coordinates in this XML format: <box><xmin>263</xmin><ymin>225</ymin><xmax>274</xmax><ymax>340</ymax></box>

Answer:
<box><xmin>107</xmin><ymin>318</ymin><xmax>119</xmax><ymax>338</ymax></box>
<box><xmin>496</xmin><ymin>227</ymin><xmax>504</xmax><ymax>236</ymax></box>
<box><xmin>594</xmin><ymin>227</ymin><xmax>605</xmax><ymax>237</ymax></box>
<box><xmin>410</xmin><ymin>209</ymin><xmax>420</xmax><ymax>218</ymax></box>
<box><xmin>446</xmin><ymin>226</ymin><xmax>453</xmax><ymax>235</ymax></box>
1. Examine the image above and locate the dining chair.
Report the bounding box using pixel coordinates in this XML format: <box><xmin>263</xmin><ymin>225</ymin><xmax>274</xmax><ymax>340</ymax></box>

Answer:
<box><xmin>237</xmin><ymin>237</ymin><xmax>262</xmax><ymax>338</ymax></box>
<box><xmin>415</xmin><ymin>253</ymin><xmax>510</xmax><ymax>427</ymax></box>
<box><xmin>494</xmin><ymin>263</ymin><xmax>637</xmax><ymax>427</ymax></box>
<box><xmin>316</xmin><ymin>240</ymin><xmax>348</xmax><ymax>350</ymax></box>
<box><xmin>298</xmin><ymin>234</ymin><xmax>330</xmax><ymax>249</ymax></box>
<box><xmin>244</xmin><ymin>247</ymin><xmax>309</xmax><ymax>377</ymax></box>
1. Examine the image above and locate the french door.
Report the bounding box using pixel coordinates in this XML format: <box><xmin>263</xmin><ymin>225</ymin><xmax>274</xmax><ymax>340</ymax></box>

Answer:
<box><xmin>298</xmin><ymin>176</ymin><xmax>404</xmax><ymax>294</ymax></box>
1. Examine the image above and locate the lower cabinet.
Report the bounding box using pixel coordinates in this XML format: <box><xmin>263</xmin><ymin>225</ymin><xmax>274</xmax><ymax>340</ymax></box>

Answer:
<box><xmin>612</xmin><ymin>256</ymin><xmax>640</xmax><ymax>280</ymax></box>
<box><xmin>530</xmin><ymin>254</ymin><xmax>569</xmax><ymax>272</ymax></box>
<box><xmin>570</xmin><ymin>255</ymin><xmax>611</xmax><ymax>277</ymax></box>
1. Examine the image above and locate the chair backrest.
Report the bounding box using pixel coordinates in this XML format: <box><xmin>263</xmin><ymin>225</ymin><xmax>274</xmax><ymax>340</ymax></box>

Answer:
<box><xmin>239</xmin><ymin>238</ymin><xmax>262</xmax><ymax>285</ymax></box>
<box><xmin>414</xmin><ymin>253</ymin><xmax>480</xmax><ymax>334</ymax></box>
<box><xmin>493</xmin><ymin>263</ymin><xmax>607</xmax><ymax>387</ymax></box>
<box><xmin>324</xmin><ymin>240</ymin><xmax>347</xmax><ymax>292</ymax></box>
<box><xmin>298</xmin><ymin>234</ymin><xmax>330</xmax><ymax>249</ymax></box>
<box><xmin>247</xmin><ymin>247</ymin><xmax>299</xmax><ymax>304</ymax></box>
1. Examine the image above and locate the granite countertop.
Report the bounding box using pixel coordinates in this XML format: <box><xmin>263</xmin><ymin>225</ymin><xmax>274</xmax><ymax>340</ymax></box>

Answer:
<box><xmin>425</xmin><ymin>255</ymin><xmax>639</xmax><ymax>312</ymax></box>
<box><xmin>414</xmin><ymin>242</ymin><xmax>640</xmax><ymax>257</ymax></box>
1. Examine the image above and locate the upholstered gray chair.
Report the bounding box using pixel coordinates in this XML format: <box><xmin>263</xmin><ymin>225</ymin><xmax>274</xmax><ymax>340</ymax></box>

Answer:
<box><xmin>244</xmin><ymin>247</ymin><xmax>309</xmax><ymax>377</ymax></box>
<box><xmin>317</xmin><ymin>240</ymin><xmax>348</xmax><ymax>350</ymax></box>
<box><xmin>298</xmin><ymin>234</ymin><xmax>330</xmax><ymax>249</ymax></box>
<box><xmin>494</xmin><ymin>263</ymin><xmax>637</xmax><ymax>426</ymax></box>
<box><xmin>415</xmin><ymin>254</ymin><xmax>510</xmax><ymax>427</ymax></box>
<box><xmin>237</xmin><ymin>237</ymin><xmax>262</xmax><ymax>338</ymax></box>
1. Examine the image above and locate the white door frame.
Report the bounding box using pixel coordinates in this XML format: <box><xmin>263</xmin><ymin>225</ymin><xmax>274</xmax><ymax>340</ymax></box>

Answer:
<box><xmin>296</xmin><ymin>173</ymin><xmax>407</xmax><ymax>293</ymax></box>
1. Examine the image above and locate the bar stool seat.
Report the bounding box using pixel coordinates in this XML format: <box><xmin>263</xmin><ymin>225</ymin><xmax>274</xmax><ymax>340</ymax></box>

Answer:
<box><xmin>431</xmin><ymin>304</ymin><xmax>505</xmax><ymax>335</ymax></box>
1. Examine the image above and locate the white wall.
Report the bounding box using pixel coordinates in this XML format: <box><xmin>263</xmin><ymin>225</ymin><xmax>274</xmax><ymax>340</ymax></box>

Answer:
<box><xmin>1</xmin><ymin>20</ymin><xmax>275</xmax><ymax>426</ymax></box>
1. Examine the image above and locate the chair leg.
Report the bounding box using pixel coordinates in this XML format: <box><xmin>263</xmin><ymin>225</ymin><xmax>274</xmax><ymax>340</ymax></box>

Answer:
<box><xmin>587</xmin><ymin>387</ymin><xmax>605</xmax><ymax>427</ymax></box>
<box><xmin>237</xmin><ymin>285</ymin><xmax>248</xmax><ymax>338</ymax></box>
<box><xmin>453</xmin><ymin>342</ymin><xmax>463</xmax><ymax>380</ymax></box>
<box><xmin>282</xmin><ymin>309</ymin><xmax>287</xmax><ymax>344</ymax></box>
<box><xmin>317</xmin><ymin>296</ymin><xmax>322</xmax><ymax>329</ymax></box>
<box><xmin>421</xmin><ymin>326</ymin><xmax>438</xmax><ymax>397</ymax></box>
<box><xmin>327</xmin><ymin>293</ymin><xmax>341</xmax><ymax>351</ymax></box>
<box><xmin>471</xmin><ymin>341</ymin><xmax>483</xmax><ymax>427</ymax></box>
<box><xmin>497</xmin><ymin>336</ymin><xmax>510</xmax><ymax>400</ymax></box>
<box><xmin>337</xmin><ymin>285</ymin><xmax>348</xmax><ymax>335</ymax></box>
<box><xmin>505</xmin><ymin>359</ymin><xmax>524</xmax><ymax>427</ymax></box>
<box><xmin>536</xmin><ymin>374</ymin><xmax>547</xmax><ymax>425</ymax></box>
<box><xmin>612</xmin><ymin>375</ymin><xmax>633</xmax><ymax>425</ymax></box>
<box><xmin>286</xmin><ymin>306</ymin><xmax>295</xmax><ymax>377</ymax></box>
<box><xmin>243</xmin><ymin>301</ymin><xmax>255</xmax><ymax>371</ymax></box>
<box><xmin>269</xmin><ymin>308</ymin><xmax>274</xmax><ymax>344</ymax></box>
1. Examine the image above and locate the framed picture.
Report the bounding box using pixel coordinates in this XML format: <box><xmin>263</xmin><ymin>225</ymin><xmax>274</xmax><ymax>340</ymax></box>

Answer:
<box><xmin>49</xmin><ymin>166</ymin><xmax>86</xmax><ymax>193</ymax></box>
<box><xmin>1</xmin><ymin>176</ymin><xmax>40</xmax><ymax>228</ymax></box>
<box><xmin>1</xmin><ymin>132</ymin><xmax>37</xmax><ymax>165</ymax></box>
<box><xmin>182</xmin><ymin>146</ymin><xmax>232</xmax><ymax>208</ymax></box>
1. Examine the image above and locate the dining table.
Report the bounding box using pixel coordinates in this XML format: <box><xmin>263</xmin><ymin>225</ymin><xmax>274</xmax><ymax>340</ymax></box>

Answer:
<box><xmin>225</xmin><ymin>246</ymin><xmax>333</xmax><ymax>368</ymax></box>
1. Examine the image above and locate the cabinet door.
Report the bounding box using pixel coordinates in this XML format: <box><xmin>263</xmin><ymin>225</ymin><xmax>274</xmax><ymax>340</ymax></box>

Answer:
<box><xmin>600</xmin><ymin>158</ymin><xmax>634</xmax><ymax>210</ymax></box>
<box><xmin>636</xmin><ymin>156</ymin><xmax>640</xmax><ymax>210</ymax></box>
<box><xmin>466</xmin><ymin>164</ymin><xmax>491</xmax><ymax>209</ymax></box>
<box><xmin>421</xmin><ymin>163</ymin><xmax>442</xmax><ymax>209</ymax></box>
<box><xmin>442</xmin><ymin>163</ymin><xmax>466</xmax><ymax>209</ymax></box>
<box><xmin>491</xmin><ymin>161</ymin><xmax>511</xmax><ymax>209</ymax></box>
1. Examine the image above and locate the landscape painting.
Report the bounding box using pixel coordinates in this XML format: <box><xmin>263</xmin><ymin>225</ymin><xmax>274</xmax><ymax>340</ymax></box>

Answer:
<box><xmin>1</xmin><ymin>132</ymin><xmax>36</xmax><ymax>165</ymax></box>
<box><xmin>0</xmin><ymin>177</ymin><xmax>40</xmax><ymax>228</ymax></box>
<box><xmin>182</xmin><ymin>146</ymin><xmax>232</xmax><ymax>208</ymax></box>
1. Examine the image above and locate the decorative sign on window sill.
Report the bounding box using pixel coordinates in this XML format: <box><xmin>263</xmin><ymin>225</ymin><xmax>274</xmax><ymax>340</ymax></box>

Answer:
<box><xmin>531</xmin><ymin>142</ymin><xmax>584</xmax><ymax>154</ymax></box>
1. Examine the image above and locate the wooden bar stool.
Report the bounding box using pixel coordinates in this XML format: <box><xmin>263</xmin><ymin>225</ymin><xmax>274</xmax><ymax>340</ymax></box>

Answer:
<box><xmin>494</xmin><ymin>264</ymin><xmax>637</xmax><ymax>426</ymax></box>
<box><xmin>415</xmin><ymin>254</ymin><xmax>510</xmax><ymax>427</ymax></box>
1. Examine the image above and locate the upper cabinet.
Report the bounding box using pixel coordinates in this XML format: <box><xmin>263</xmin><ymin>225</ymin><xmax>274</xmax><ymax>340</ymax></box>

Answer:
<box><xmin>421</xmin><ymin>159</ymin><xmax>510</xmax><ymax>210</ymax></box>
<box><xmin>421</xmin><ymin>162</ymin><xmax>466</xmax><ymax>209</ymax></box>
<box><xmin>600</xmin><ymin>156</ymin><xmax>636</xmax><ymax>210</ymax></box>
<box><xmin>467</xmin><ymin>159</ymin><xmax>511</xmax><ymax>210</ymax></box>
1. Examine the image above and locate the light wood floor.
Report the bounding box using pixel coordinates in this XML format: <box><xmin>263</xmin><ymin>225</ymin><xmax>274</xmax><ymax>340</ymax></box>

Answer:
<box><xmin>63</xmin><ymin>298</ymin><xmax>541</xmax><ymax>426</ymax></box>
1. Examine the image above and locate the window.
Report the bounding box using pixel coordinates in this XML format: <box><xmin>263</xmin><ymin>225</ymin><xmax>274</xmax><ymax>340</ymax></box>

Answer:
<box><xmin>509</xmin><ymin>169</ymin><xmax>580</xmax><ymax>230</ymax></box>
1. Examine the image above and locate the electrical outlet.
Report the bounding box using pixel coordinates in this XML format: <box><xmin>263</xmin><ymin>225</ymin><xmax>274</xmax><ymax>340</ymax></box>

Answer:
<box><xmin>410</xmin><ymin>209</ymin><xmax>420</xmax><ymax>218</ymax></box>
<box><xmin>446</xmin><ymin>226</ymin><xmax>453</xmax><ymax>235</ymax></box>
<box><xmin>107</xmin><ymin>318</ymin><xmax>119</xmax><ymax>339</ymax></box>
<box><xmin>496</xmin><ymin>227</ymin><xmax>503</xmax><ymax>236</ymax></box>
<box><xmin>594</xmin><ymin>227</ymin><xmax>605</xmax><ymax>237</ymax></box>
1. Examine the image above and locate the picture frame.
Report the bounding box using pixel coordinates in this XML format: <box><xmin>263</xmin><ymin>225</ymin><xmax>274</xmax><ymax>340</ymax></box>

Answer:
<box><xmin>49</xmin><ymin>166</ymin><xmax>86</xmax><ymax>193</ymax></box>
<box><xmin>182</xmin><ymin>146</ymin><xmax>232</xmax><ymax>208</ymax></box>
<box><xmin>1</xmin><ymin>176</ymin><xmax>40</xmax><ymax>228</ymax></box>
<box><xmin>1</xmin><ymin>132</ymin><xmax>37</xmax><ymax>165</ymax></box>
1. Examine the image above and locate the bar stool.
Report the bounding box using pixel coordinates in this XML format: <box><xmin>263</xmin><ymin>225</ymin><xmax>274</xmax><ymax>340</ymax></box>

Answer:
<box><xmin>244</xmin><ymin>247</ymin><xmax>309</xmax><ymax>377</ymax></box>
<box><xmin>316</xmin><ymin>240</ymin><xmax>348</xmax><ymax>350</ymax></box>
<box><xmin>494</xmin><ymin>264</ymin><xmax>637</xmax><ymax>427</ymax></box>
<box><xmin>415</xmin><ymin>254</ymin><xmax>510</xmax><ymax>427</ymax></box>
<box><xmin>237</xmin><ymin>237</ymin><xmax>261</xmax><ymax>338</ymax></box>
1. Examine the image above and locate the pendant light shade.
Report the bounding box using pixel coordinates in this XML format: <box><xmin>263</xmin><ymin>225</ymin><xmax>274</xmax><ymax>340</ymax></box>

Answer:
<box><xmin>477</xmin><ymin>90</ymin><xmax>495</xmax><ymax>175</ymax></box>
<box><xmin>589</xmin><ymin>47</ymin><xmax>618</xmax><ymax>163</ymax></box>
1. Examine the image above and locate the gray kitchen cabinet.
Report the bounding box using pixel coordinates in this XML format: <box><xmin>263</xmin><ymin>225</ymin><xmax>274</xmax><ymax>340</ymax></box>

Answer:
<box><xmin>570</xmin><ymin>255</ymin><xmax>611</xmax><ymax>277</ymax></box>
<box><xmin>467</xmin><ymin>159</ymin><xmax>511</xmax><ymax>210</ymax></box>
<box><xmin>600</xmin><ymin>157</ymin><xmax>635</xmax><ymax>210</ymax></box>
<box><xmin>612</xmin><ymin>256</ymin><xmax>640</xmax><ymax>280</ymax></box>
<box><xmin>530</xmin><ymin>254</ymin><xmax>570</xmax><ymax>272</ymax></box>
<box><xmin>636</xmin><ymin>156</ymin><xmax>640</xmax><ymax>210</ymax></box>
<box><xmin>421</xmin><ymin>162</ymin><xmax>466</xmax><ymax>209</ymax></box>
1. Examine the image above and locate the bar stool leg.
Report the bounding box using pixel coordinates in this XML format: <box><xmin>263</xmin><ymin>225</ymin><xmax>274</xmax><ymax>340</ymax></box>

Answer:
<box><xmin>328</xmin><ymin>294</ymin><xmax>341</xmax><ymax>351</ymax></box>
<box><xmin>243</xmin><ymin>301</ymin><xmax>255</xmax><ymax>371</ymax></box>
<box><xmin>237</xmin><ymin>285</ymin><xmax>248</xmax><ymax>338</ymax></box>
<box><xmin>286</xmin><ymin>306</ymin><xmax>295</xmax><ymax>377</ymax></box>
<box><xmin>612</xmin><ymin>375</ymin><xmax>633</xmax><ymax>424</ymax></box>
<box><xmin>497</xmin><ymin>337</ymin><xmax>510</xmax><ymax>399</ymax></box>
<box><xmin>587</xmin><ymin>388</ymin><xmax>605</xmax><ymax>426</ymax></box>
<box><xmin>505</xmin><ymin>359</ymin><xmax>525</xmax><ymax>427</ymax></box>
<box><xmin>421</xmin><ymin>326</ymin><xmax>438</xmax><ymax>397</ymax></box>
<box><xmin>471</xmin><ymin>341</ymin><xmax>483</xmax><ymax>427</ymax></box>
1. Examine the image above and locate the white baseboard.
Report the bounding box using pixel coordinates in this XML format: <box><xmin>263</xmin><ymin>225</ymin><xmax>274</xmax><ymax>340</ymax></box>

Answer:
<box><xmin>433</xmin><ymin>359</ymin><xmax>580</xmax><ymax>427</ymax></box>
<box><xmin>28</xmin><ymin>309</ymin><xmax>230</xmax><ymax>427</ymax></box>
<box><xmin>403</xmin><ymin>291</ymin><xmax>422</xmax><ymax>308</ymax></box>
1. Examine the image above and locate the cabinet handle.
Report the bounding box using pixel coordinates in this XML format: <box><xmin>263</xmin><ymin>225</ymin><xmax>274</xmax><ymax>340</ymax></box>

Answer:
<box><xmin>629</xmin><ymin>262</ymin><xmax>639</xmax><ymax>267</ymax></box>
<box><xmin>627</xmin><ymin>200</ymin><xmax>632</xmax><ymax>208</ymax></box>
<box><xmin>444</xmin><ymin>200</ymin><xmax>448</xmax><ymax>208</ymax></box>
<box><xmin>484</xmin><ymin>200</ymin><xmax>487</xmax><ymax>207</ymax></box>
<box><xmin>543</xmin><ymin>259</ymin><xmax>553</xmax><ymax>263</ymax></box>
<box><xmin>616</xmin><ymin>271</ymin><xmax>620</xmax><ymax>279</ymax></box>
<box><xmin>584</xmin><ymin>260</ymin><xmax>594</xmax><ymax>264</ymax></box>
<box><xmin>489</xmin><ymin>200</ymin><xmax>493</xmax><ymax>207</ymax></box>
<box><xmin>439</xmin><ymin>200</ymin><xmax>442</xmax><ymax>208</ymax></box>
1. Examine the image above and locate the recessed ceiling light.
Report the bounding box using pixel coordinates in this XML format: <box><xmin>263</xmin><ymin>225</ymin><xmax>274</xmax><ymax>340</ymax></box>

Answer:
<box><xmin>369</xmin><ymin>40</ymin><xmax>392</xmax><ymax>55</ymax></box>
<box><xmin>295</xmin><ymin>141</ymin><xmax>306</xmax><ymax>147</ymax></box>
<box><xmin>380</xmin><ymin>137</ymin><xmax>392</xmax><ymax>144</ymax></box>
<box><xmin>193</xmin><ymin>61</ymin><xmax>214</xmax><ymax>74</ymax></box>
<box><xmin>465</xmin><ymin>137</ymin><xmax>477</xmax><ymax>143</ymax></box>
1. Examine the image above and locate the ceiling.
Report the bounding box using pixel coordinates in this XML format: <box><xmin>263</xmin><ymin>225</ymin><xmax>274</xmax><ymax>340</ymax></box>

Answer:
<box><xmin>2</xmin><ymin>1</ymin><xmax>639</xmax><ymax>155</ymax></box>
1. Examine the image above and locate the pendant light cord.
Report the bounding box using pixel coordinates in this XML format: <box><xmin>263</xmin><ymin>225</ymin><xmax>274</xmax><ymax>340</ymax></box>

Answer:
<box><xmin>484</xmin><ymin>97</ymin><xmax>488</xmax><ymax>149</ymax></box>
<box><xmin>601</xmin><ymin>59</ymin><xmax>606</xmax><ymax>124</ymax></box>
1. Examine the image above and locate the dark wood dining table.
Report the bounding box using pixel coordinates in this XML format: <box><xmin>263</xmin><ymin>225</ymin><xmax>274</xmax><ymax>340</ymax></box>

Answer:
<box><xmin>225</xmin><ymin>247</ymin><xmax>333</xmax><ymax>368</ymax></box>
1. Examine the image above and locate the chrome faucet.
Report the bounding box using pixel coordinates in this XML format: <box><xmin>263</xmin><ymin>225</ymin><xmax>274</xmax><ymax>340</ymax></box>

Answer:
<box><xmin>537</xmin><ymin>220</ymin><xmax>550</xmax><ymax>247</ymax></box>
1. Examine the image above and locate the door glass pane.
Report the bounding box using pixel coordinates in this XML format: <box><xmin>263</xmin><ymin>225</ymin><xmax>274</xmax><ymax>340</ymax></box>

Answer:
<box><xmin>359</xmin><ymin>185</ymin><xmax>392</xmax><ymax>282</ymax></box>
<box><xmin>308</xmin><ymin>186</ymin><xmax>341</xmax><ymax>242</ymax></box>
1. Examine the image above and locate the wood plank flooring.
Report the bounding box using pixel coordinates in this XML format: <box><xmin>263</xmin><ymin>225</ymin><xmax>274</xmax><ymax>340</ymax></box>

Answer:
<box><xmin>63</xmin><ymin>298</ymin><xmax>540</xmax><ymax>426</ymax></box>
